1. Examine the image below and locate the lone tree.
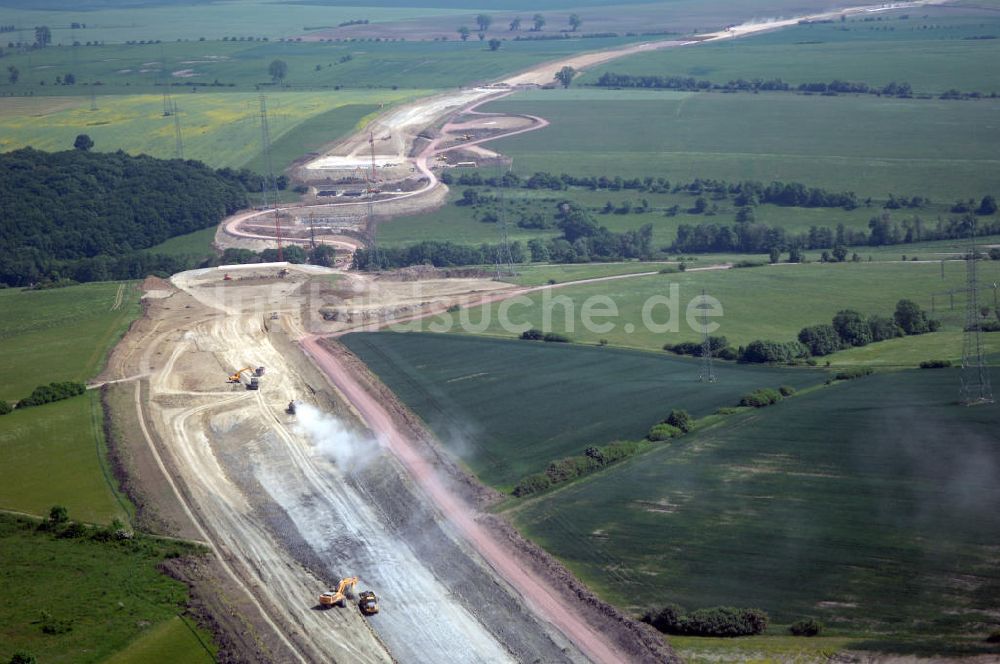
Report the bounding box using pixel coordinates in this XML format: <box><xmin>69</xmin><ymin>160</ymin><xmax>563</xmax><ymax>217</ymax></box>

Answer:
<box><xmin>569</xmin><ymin>13</ymin><xmax>582</xmax><ymax>31</ymax></box>
<box><xmin>555</xmin><ymin>65</ymin><xmax>575</xmax><ymax>88</ymax></box>
<box><xmin>532</xmin><ymin>13</ymin><xmax>546</xmax><ymax>31</ymax></box>
<box><xmin>35</xmin><ymin>25</ymin><xmax>51</xmax><ymax>48</ymax></box>
<box><xmin>49</xmin><ymin>505</ymin><xmax>68</xmax><ymax>525</ymax></box>
<box><xmin>7</xmin><ymin>65</ymin><xmax>18</xmax><ymax>84</ymax></box>
<box><xmin>475</xmin><ymin>13</ymin><xmax>492</xmax><ymax>33</ymax></box>
<box><xmin>488</xmin><ymin>38</ymin><xmax>501</xmax><ymax>51</ymax></box>
<box><xmin>457</xmin><ymin>26</ymin><xmax>471</xmax><ymax>41</ymax></box>
<box><xmin>268</xmin><ymin>59</ymin><xmax>287</xmax><ymax>84</ymax></box>
<box><xmin>73</xmin><ymin>134</ymin><xmax>94</xmax><ymax>151</ymax></box>
<box><xmin>509</xmin><ymin>17</ymin><xmax>521</xmax><ymax>31</ymax></box>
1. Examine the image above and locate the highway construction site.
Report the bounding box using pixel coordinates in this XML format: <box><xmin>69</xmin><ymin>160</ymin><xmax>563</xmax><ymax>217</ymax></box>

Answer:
<box><xmin>105</xmin><ymin>266</ymin><xmax>674</xmax><ymax>663</ymax></box>
<box><xmin>107</xmin><ymin>4</ymin><xmax>950</xmax><ymax>661</ymax></box>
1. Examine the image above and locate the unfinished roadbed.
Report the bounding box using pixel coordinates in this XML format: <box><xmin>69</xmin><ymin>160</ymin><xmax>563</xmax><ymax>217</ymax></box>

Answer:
<box><xmin>109</xmin><ymin>265</ymin><xmax>652</xmax><ymax>662</ymax></box>
<box><xmin>306</xmin><ymin>337</ymin><xmax>678</xmax><ymax>664</ymax></box>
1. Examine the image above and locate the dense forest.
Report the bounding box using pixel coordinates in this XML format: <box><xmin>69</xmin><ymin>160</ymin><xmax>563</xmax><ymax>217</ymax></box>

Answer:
<box><xmin>0</xmin><ymin>147</ymin><xmax>249</xmax><ymax>285</ymax></box>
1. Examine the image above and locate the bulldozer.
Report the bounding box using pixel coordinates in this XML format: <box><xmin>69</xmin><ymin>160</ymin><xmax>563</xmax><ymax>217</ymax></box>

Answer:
<box><xmin>358</xmin><ymin>590</ymin><xmax>379</xmax><ymax>616</ymax></box>
<box><xmin>319</xmin><ymin>577</ymin><xmax>357</xmax><ymax>608</ymax></box>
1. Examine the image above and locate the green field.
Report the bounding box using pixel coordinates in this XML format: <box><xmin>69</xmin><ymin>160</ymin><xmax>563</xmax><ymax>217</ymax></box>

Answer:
<box><xmin>480</xmin><ymin>88</ymin><xmax>1000</xmax><ymax>201</ymax></box>
<box><xmin>0</xmin><ymin>393</ymin><xmax>130</xmax><ymax>524</ymax></box>
<box><xmin>0</xmin><ymin>90</ymin><xmax>420</xmax><ymax>170</ymax></box>
<box><xmin>341</xmin><ymin>331</ymin><xmax>823</xmax><ymax>488</ymax></box>
<box><xmin>380</xmin><ymin>182</ymin><xmax>960</xmax><ymax>250</ymax></box>
<box><xmin>0</xmin><ymin>282</ymin><xmax>140</xmax><ymax>402</ymax></box>
<box><xmin>0</xmin><ymin>35</ymin><xmax>646</xmax><ymax>96</ymax></box>
<box><xmin>581</xmin><ymin>10</ymin><xmax>1000</xmax><ymax>94</ymax></box>
<box><xmin>507</xmin><ymin>368</ymin><xmax>1000</xmax><ymax>647</ymax></box>
<box><xmin>102</xmin><ymin>616</ymin><xmax>215</xmax><ymax>664</ymax></box>
<box><xmin>0</xmin><ymin>1</ymin><xmax>467</xmax><ymax>43</ymax></box>
<box><xmin>457</xmin><ymin>261</ymin><xmax>1000</xmax><ymax>363</ymax></box>
<box><xmin>145</xmin><ymin>226</ymin><xmax>217</xmax><ymax>259</ymax></box>
<box><xmin>0</xmin><ymin>513</ymin><xmax>214</xmax><ymax>664</ymax></box>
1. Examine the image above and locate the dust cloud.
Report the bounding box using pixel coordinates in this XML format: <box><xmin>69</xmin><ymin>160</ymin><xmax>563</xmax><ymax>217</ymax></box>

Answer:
<box><xmin>296</xmin><ymin>403</ymin><xmax>380</xmax><ymax>471</ymax></box>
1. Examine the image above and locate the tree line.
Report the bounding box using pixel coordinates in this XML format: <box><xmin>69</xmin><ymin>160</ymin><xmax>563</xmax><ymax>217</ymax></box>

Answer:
<box><xmin>595</xmin><ymin>72</ymin><xmax>997</xmax><ymax>99</ymax></box>
<box><xmin>663</xmin><ymin>300</ymin><xmax>937</xmax><ymax>365</ymax></box>
<box><xmin>0</xmin><ymin>147</ymin><xmax>250</xmax><ymax>286</ymax></box>
<box><xmin>354</xmin><ymin>202</ymin><xmax>653</xmax><ymax>270</ymax></box>
<box><xmin>444</xmin><ymin>169</ymin><xmax>863</xmax><ymax>210</ymax></box>
<box><xmin>673</xmin><ymin>210</ymin><xmax>999</xmax><ymax>254</ymax></box>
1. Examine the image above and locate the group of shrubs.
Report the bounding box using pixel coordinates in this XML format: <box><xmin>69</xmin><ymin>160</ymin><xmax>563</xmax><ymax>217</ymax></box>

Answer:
<box><xmin>734</xmin><ymin>300</ymin><xmax>938</xmax><ymax>365</ymax></box>
<box><xmin>512</xmin><ymin>441</ymin><xmax>642</xmax><ymax>497</ymax></box>
<box><xmin>643</xmin><ymin>603</ymin><xmax>829</xmax><ymax>639</ymax></box>
<box><xmin>13</xmin><ymin>381</ymin><xmax>85</xmax><ymax>409</ymax></box>
<box><xmin>642</xmin><ymin>604</ymin><xmax>769</xmax><ymax>637</ymax></box>
<box><xmin>520</xmin><ymin>328</ymin><xmax>570</xmax><ymax>343</ymax></box>
<box><xmin>799</xmin><ymin>300</ymin><xmax>938</xmax><ymax>356</ymax></box>
<box><xmin>739</xmin><ymin>386</ymin><xmax>795</xmax><ymax>408</ymax></box>
<box><xmin>647</xmin><ymin>409</ymin><xmax>693</xmax><ymax>441</ymax></box>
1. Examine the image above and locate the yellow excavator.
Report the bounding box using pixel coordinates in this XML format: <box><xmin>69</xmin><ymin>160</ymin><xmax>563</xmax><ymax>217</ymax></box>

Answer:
<box><xmin>228</xmin><ymin>367</ymin><xmax>253</xmax><ymax>383</ymax></box>
<box><xmin>319</xmin><ymin>577</ymin><xmax>358</xmax><ymax>608</ymax></box>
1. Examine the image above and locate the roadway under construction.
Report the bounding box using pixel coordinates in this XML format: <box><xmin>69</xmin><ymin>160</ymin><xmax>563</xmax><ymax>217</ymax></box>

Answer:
<box><xmin>103</xmin><ymin>266</ymin><xmax>675</xmax><ymax>663</ymax></box>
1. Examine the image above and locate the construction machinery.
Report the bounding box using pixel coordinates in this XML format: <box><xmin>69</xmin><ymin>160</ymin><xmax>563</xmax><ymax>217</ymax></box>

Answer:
<box><xmin>228</xmin><ymin>367</ymin><xmax>253</xmax><ymax>383</ymax></box>
<box><xmin>319</xmin><ymin>577</ymin><xmax>358</xmax><ymax>608</ymax></box>
<box><xmin>247</xmin><ymin>376</ymin><xmax>260</xmax><ymax>391</ymax></box>
<box><xmin>358</xmin><ymin>590</ymin><xmax>379</xmax><ymax>616</ymax></box>
<box><xmin>287</xmin><ymin>400</ymin><xmax>299</xmax><ymax>415</ymax></box>
<box><xmin>255</xmin><ymin>366</ymin><xmax>265</xmax><ymax>377</ymax></box>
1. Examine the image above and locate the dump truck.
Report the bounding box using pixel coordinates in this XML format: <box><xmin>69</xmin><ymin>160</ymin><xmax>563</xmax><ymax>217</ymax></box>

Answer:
<box><xmin>255</xmin><ymin>366</ymin><xmax>265</xmax><ymax>377</ymax></box>
<box><xmin>358</xmin><ymin>590</ymin><xmax>379</xmax><ymax>616</ymax></box>
<box><xmin>247</xmin><ymin>376</ymin><xmax>260</xmax><ymax>391</ymax></box>
<box><xmin>319</xmin><ymin>577</ymin><xmax>358</xmax><ymax>608</ymax></box>
<box><xmin>287</xmin><ymin>400</ymin><xmax>298</xmax><ymax>415</ymax></box>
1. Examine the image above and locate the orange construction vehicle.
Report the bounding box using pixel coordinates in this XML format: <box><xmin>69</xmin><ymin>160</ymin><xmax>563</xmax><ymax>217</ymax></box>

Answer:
<box><xmin>319</xmin><ymin>577</ymin><xmax>358</xmax><ymax>608</ymax></box>
<box><xmin>227</xmin><ymin>367</ymin><xmax>253</xmax><ymax>383</ymax></box>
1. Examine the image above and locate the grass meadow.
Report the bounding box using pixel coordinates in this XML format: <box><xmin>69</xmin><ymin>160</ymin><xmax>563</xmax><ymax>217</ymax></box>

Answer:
<box><xmin>0</xmin><ymin>35</ymin><xmax>645</xmax><ymax>96</ymax></box>
<box><xmin>480</xmin><ymin>88</ymin><xmax>1000</xmax><ymax>201</ymax></box>
<box><xmin>0</xmin><ymin>514</ymin><xmax>214</xmax><ymax>664</ymax></box>
<box><xmin>507</xmin><ymin>368</ymin><xmax>1000</xmax><ymax>649</ymax></box>
<box><xmin>0</xmin><ymin>282</ymin><xmax>140</xmax><ymax>402</ymax></box>
<box><xmin>378</xmin><ymin>183</ymin><xmax>967</xmax><ymax>250</ymax></box>
<box><xmin>0</xmin><ymin>393</ymin><xmax>131</xmax><ymax>524</ymax></box>
<box><xmin>579</xmin><ymin>10</ymin><xmax>1000</xmax><ymax>94</ymax></box>
<box><xmin>458</xmin><ymin>260</ymin><xmax>1000</xmax><ymax>364</ymax></box>
<box><xmin>341</xmin><ymin>331</ymin><xmax>823</xmax><ymax>488</ymax></box>
<box><xmin>0</xmin><ymin>90</ymin><xmax>422</xmax><ymax>170</ymax></box>
<box><xmin>0</xmin><ymin>2</ymin><xmax>467</xmax><ymax>44</ymax></box>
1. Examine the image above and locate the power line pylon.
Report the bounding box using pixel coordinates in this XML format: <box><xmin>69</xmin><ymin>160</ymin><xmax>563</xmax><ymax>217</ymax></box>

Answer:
<box><xmin>493</xmin><ymin>159</ymin><xmax>516</xmax><ymax>280</ymax></box>
<box><xmin>961</xmin><ymin>237</ymin><xmax>993</xmax><ymax>406</ymax></box>
<box><xmin>172</xmin><ymin>101</ymin><xmax>184</xmax><ymax>160</ymax></box>
<box><xmin>698</xmin><ymin>288</ymin><xmax>716</xmax><ymax>383</ymax></box>
<box><xmin>258</xmin><ymin>95</ymin><xmax>282</xmax><ymax>261</ymax></box>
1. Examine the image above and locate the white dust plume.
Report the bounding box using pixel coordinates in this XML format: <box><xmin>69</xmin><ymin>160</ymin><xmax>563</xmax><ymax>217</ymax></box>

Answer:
<box><xmin>295</xmin><ymin>403</ymin><xmax>380</xmax><ymax>471</ymax></box>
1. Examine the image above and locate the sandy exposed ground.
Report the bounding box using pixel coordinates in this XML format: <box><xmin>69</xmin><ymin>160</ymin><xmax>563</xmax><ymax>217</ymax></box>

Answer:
<box><xmin>110</xmin><ymin>264</ymin><xmax>639</xmax><ymax>662</ymax></box>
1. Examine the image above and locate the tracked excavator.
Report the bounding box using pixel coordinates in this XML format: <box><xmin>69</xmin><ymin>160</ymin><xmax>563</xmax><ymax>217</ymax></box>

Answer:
<box><xmin>228</xmin><ymin>367</ymin><xmax>263</xmax><ymax>390</ymax></box>
<box><xmin>319</xmin><ymin>577</ymin><xmax>358</xmax><ymax>608</ymax></box>
<box><xmin>318</xmin><ymin>578</ymin><xmax>379</xmax><ymax>616</ymax></box>
<box><xmin>228</xmin><ymin>367</ymin><xmax>253</xmax><ymax>383</ymax></box>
